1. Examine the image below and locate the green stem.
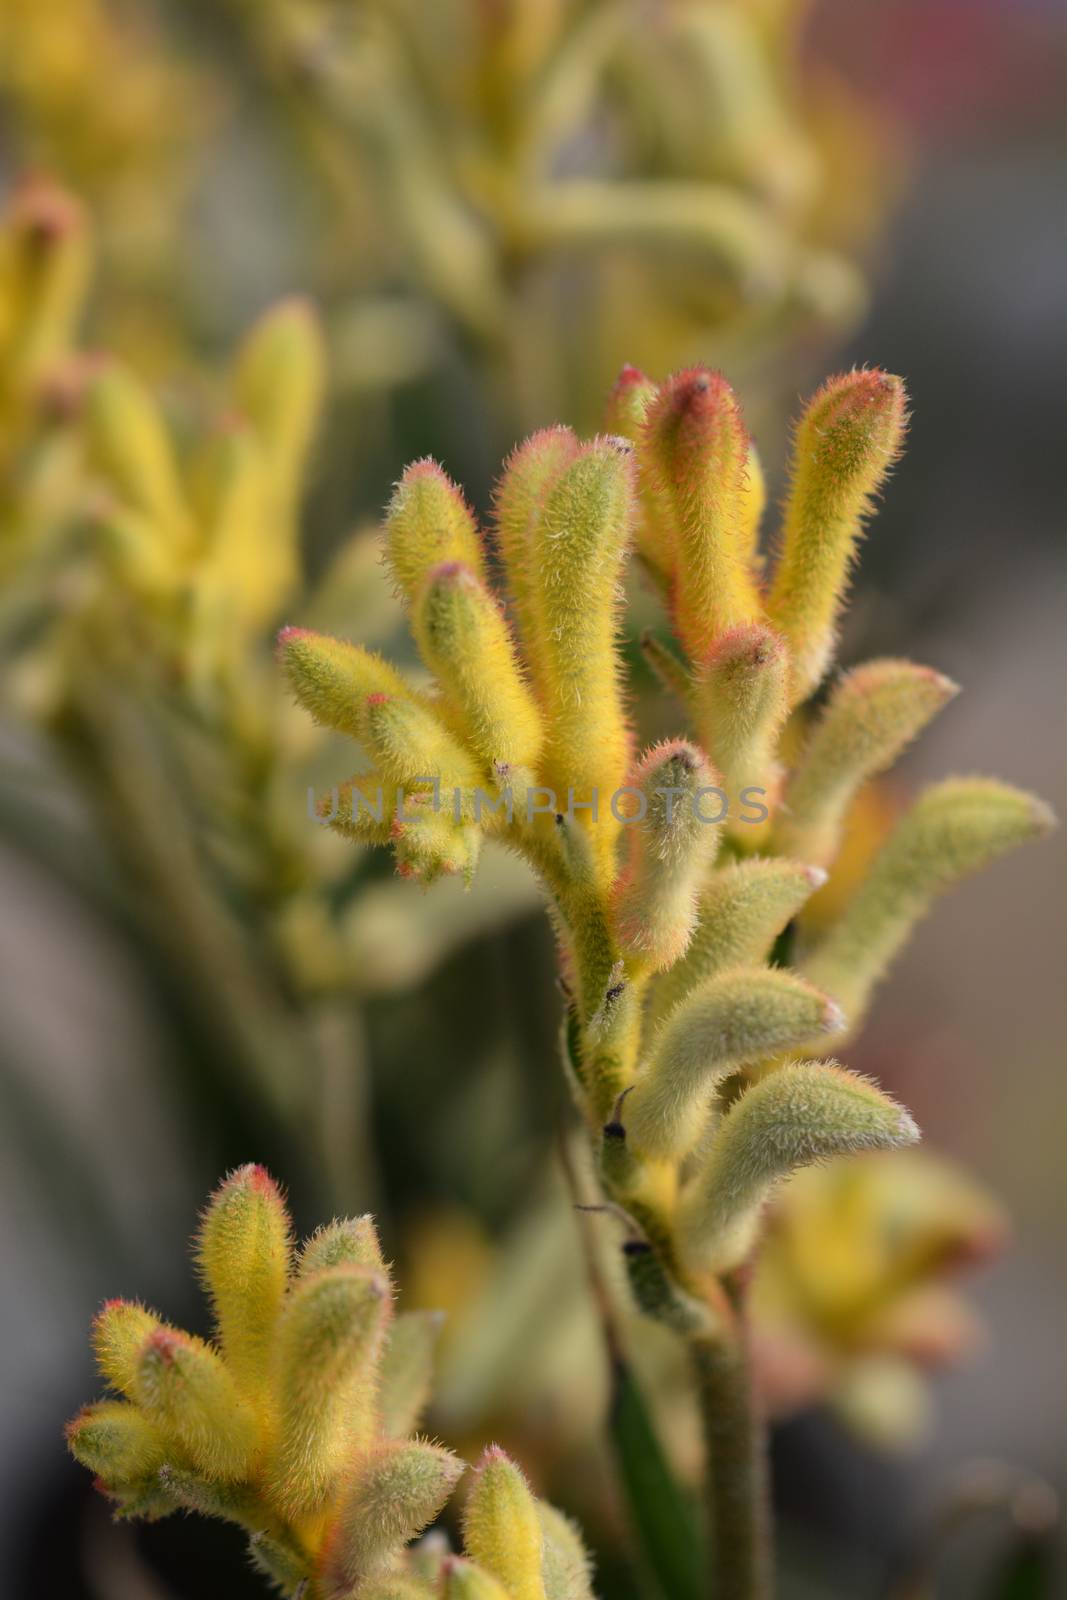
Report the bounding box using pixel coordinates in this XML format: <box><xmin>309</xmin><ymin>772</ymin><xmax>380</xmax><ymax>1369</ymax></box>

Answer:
<box><xmin>693</xmin><ymin>1318</ymin><xmax>773</xmax><ymax>1600</ymax></box>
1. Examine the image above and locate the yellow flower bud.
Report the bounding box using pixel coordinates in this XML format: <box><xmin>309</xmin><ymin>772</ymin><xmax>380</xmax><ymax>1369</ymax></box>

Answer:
<box><xmin>91</xmin><ymin>1299</ymin><xmax>160</xmax><ymax>1398</ymax></box>
<box><xmin>413</xmin><ymin>562</ymin><xmax>543</xmax><ymax>774</ymax></box>
<box><xmin>640</xmin><ymin>368</ymin><xmax>762</xmax><ymax>661</ymax></box>
<box><xmin>386</xmin><ymin>459</ymin><xmax>486</xmax><ymax>606</ymax></box>
<box><xmin>83</xmin><ymin>361</ymin><xmax>191</xmax><ymax>550</ymax></box>
<box><xmin>463</xmin><ymin>1446</ymin><xmax>546</xmax><ymax>1600</ymax></box>
<box><xmin>379</xmin><ymin>1309</ymin><xmax>445</xmax><ymax>1438</ymax></box>
<box><xmin>268</xmin><ymin>1263</ymin><xmax>392</xmax><ymax>1517</ymax></box>
<box><xmin>692</xmin><ymin>622</ymin><xmax>789</xmax><ymax>828</ymax></box>
<box><xmin>230</xmin><ymin>296</ymin><xmax>326</xmax><ymax>525</ymax></box>
<box><xmin>321</xmin><ymin>1438</ymin><xmax>463</xmax><ymax>1595</ymax></box>
<box><xmin>768</xmin><ymin>370</ymin><xmax>907</xmax><ymax>704</ymax></box>
<box><xmin>277</xmin><ymin>627</ymin><xmax>413</xmax><ymax>740</ymax></box>
<box><xmin>612</xmin><ymin>740</ymin><xmax>722</xmax><ymax>974</ymax></box>
<box><xmin>66</xmin><ymin>1400</ymin><xmax>167</xmax><ymax>1487</ymax></box>
<box><xmin>493</xmin><ymin>425</ymin><xmax>579</xmax><ymax>688</ymax></box>
<box><xmin>195</xmin><ymin>1164</ymin><xmax>292</xmax><ymax>1399</ymax></box>
<box><xmin>134</xmin><ymin>1326</ymin><xmax>258</xmax><ymax>1482</ymax></box>
<box><xmin>606</xmin><ymin>365</ymin><xmax>674</xmax><ymax>581</ymax></box>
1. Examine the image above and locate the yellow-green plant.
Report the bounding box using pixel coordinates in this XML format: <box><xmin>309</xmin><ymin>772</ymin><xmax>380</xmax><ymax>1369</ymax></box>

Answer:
<box><xmin>279</xmin><ymin>364</ymin><xmax>1053</xmax><ymax>1596</ymax></box>
<box><xmin>68</xmin><ymin>1165</ymin><xmax>596</xmax><ymax>1600</ymax></box>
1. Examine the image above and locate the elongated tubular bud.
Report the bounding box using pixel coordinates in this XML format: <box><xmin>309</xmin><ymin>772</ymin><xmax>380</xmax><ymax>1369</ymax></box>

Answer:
<box><xmin>230</xmin><ymin>296</ymin><xmax>326</xmax><ymax>523</ymax></box>
<box><xmin>768</xmin><ymin>370</ymin><xmax>907</xmax><ymax>705</ymax></box>
<box><xmin>195</xmin><ymin>1165</ymin><xmax>292</xmax><ymax>1398</ymax></box>
<box><xmin>679</xmin><ymin>1061</ymin><xmax>919</xmax><ymax>1273</ymax></box>
<box><xmin>693</xmin><ymin>623</ymin><xmax>789</xmax><ymax>819</ymax></box>
<box><xmin>297</xmin><ymin>1215</ymin><xmax>387</xmax><ymax>1278</ymax></box>
<box><xmin>803</xmin><ymin>778</ymin><xmax>1055</xmax><ymax>1031</ymax></box>
<box><xmin>463</xmin><ymin>1446</ymin><xmax>546</xmax><ymax>1600</ymax></box>
<box><xmin>625</xmin><ymin>966</ymin><xmax>844</xmax><ymax>1161</ymax></box>
<box><xmin>134</xmin><ymin>1328</ymin><xmax>258</xmax><ymax>1481</ymax></box>
<box><xmin>268</xmin><ymin>1264</ymin><xmax>392</xmax><ymax>1518</ymax></box>
<box><xmin>612</xmin><ymin>740</ymin><xmax>723</xmax><ymax>973</ymax></box>
<box><xmin>91</xmin><ymin>1300</ymin><xmax>160</xmax><ymax>1397</ymax></box>
<box><xmin>606</xmin><ymin>365</ymin><xmax>675</xmax><ymax>579</ymax></box>
<box><xmin>443</xmin><ymin>1559</ymin><xmax>512</xmax><ymax>1600</ymax></box>
<box><xmin>277</xmin><ymin>627</ymin><xmax>413</xmax><ymax>740</ymax></box>
<box><xmin>386</xmin><ymin>459</ymin><xmax>486</xmax><ymax>606</ymax></box>
<box><xmin>649</xmin><ymin>858</ymin><xmax>826</xmax><ymax>1024</ymax></box>
<box><xmin>194</xmin><ymin>421</ymin><xmax>281</xmax><ymax>633</ymax></box>
<box><xmin>531</xmin><ymin>438</ymin><xmax>635</xmax><ymax>876</ymax></box>
<box><xmin>331</xmin><ymin>775</ymin><xmax>398</xmax><ymax>846</ymax></box>
<box><xmin>320</xmin><ymin>1439</ymin><xmax>463</xmax><ymax>1596</ymax></box>
<box><xmin>492</xmin><ymin>426</ymin><xmax>579</xmax><ymax>686</ymax></box>
<box><xmin>83</xmin><ymin>362</ymin><xmax>190</xmax><ymax>548</ymax></box>
<box><xmin>66</xmin><ymin>1401</ymin><xmax>168</xmax><ymax>1486</ymax></box>
<box><xmin>775</xmin><ymin>660</ymin><xmax>958</xmax><ymax>867</ymax></box>
<box><xmin>392</xmin><ymin>801</ymin><xmax>483</xmax><ymax>886</ymax></box>
<box><xmin>640</xmin><ymin>368</ymin><xmax>761</xmax><ymax>661</ymax></box>
<box><xmin>362</xmin><ymin>692</ymin><xmax>484</xmax><ymax>804</ymax></box>
<box><xmin>413</xmin><ymin>562</ymin><xmax>543</xmax><ymax>773</ymax></box>
<box><xmin>537</xmin><ymin>1502</ymin><xmax>596</xmax><ymax>1600</ymax></box>
<box><xmin>3</xmin><ymin>180</ymin><xmax>91</xmax><ymax>387</ymax></box>
<box><xmin>160</xmin><ymin>1464</ymin><xmax>263</xmax><ymax>1526</ymax></box>
<box><xmin>378</xmin><ymin>1309</ymin><xmax>445</xmax><ymax>1437</ymax></box>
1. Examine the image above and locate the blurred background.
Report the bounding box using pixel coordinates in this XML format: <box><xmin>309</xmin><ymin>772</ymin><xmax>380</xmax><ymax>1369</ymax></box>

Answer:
<box><xmin>0</xmin><ymin>2</ymin><xmax>1063</xmax><ymax>1597</ymax></box>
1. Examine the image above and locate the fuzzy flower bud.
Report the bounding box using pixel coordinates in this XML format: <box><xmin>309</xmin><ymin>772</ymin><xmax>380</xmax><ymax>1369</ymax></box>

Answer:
<box><xmin>386</xmin><ymin>459</ymin><xmax>486</xmax><ymax>606</ymax></box>
<box><xmin>321</xmin><ymin>1439</ymin><xmax>463</xmax><ymax>1596</ymax></box>
<box><xmin>196</xmin><ymin>1164</ymin><xmax>292</xmax><ymax>1398</ymax></box>
<box><xmin>693</xmin><ymin>622</ymin><xmax>789</xmax><ymax>824</ymax></box>
<box><xmin>625</xmin><ymin>966</ymin><xmax>844</xmax><ymax>1161</ymax></box>
<box><xmin>775</xmin><ymin>659</ymin><xmax>958</xmax><ymax>867</ymax></box>
<box><xmin>83</xmin><ymin>360</ymin><xmax>190</xmax><ymax>549</ymax></box>
<box><xmin>134</xmin><ymin>1327</ymin><xmax>258</xmax><ymax>1482</ymax></box>
<box><xmin>277</xmin><ymin>627</ymin><xmax>412</xmax><ymax>741</ymax></box>
<box><xmin>230</xmin><ymin>296</ymin><xmax>325</xmax><ymax>523</ymax></box>
<box><xmin>803</xmin><ymin>777</ymin><xmax>1055</xmax><ymax>1031</ymax></box>
<box><xmin>268</xmin><ymin>1263</ymin><xmax>392</xmax><ymax>1517</ymax></box>
<box><xmin>66</xmin><ymin>1400</ymin><xmax>168</xmax><ymax>1487</ymax></box>
<box><xmin>679</xmin><ymin>1062</ymin><xmax>920</xmax><ymax>1273</ymax></box>
<box><xmin>612</xmin><ymin>740</ymin><xmax>723</xmax><ymax>974</ymax></box>
<box><xmin>91</xmin><ymin>1299</ymin><xmax>160</xmax><ymax>1398</ymax></box>
<box><xmin>463</xmin><ymin>1446</ymin><xmax>546</xmax><ymax>1600</ymax></box>
<box><xmin>640</xmin><ymin>368</ymin><xmax>761</xmax><ymax>661</ymax></box>
<box><xmin>650</xmin><ymin>858</ymin><xmax>825</xmax><ymax>1025</ymax></box>
<box><xmin>606</xmin><ymin>365</ymin><xmax>675</xmax><ymax>580</ymax></box>
<box><xmin>768</xmin><ymin>370</ymin><xmax>907</xmax><ymax>704</ymax></box>
<box><xmin>413</xmin><ymin>561</ymin><xmax>543</xmax><ymax>773</ymax></box>
<box><xmin>493</xmin><ymin>426</ymin><xmax>580</xmax><ymax>687</ymax></box>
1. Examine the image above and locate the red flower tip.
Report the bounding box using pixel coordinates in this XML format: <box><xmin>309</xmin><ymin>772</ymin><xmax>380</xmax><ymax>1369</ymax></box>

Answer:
<box><xmin>275</xmin><ymin>624</ymin><xmax>312</xmax><ymax>661</ymax></box>
<box><xmin>365</xmin><ymin>691</ymin><xmax>390</xmax><ymax>708</ymax></box>
<box><xmin>705</xmin><ymin>622</ymin><xmax>786</xmax><ymax>674</ymax></box>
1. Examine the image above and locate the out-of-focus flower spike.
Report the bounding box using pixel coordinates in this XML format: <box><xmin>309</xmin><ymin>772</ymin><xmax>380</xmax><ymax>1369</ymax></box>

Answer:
<box><xmin>91</xmin><ymin>1300</ymin><xmax>160</xmax><ymax>1398</ymax></box>
<box><xmin>640</xmin><ymin>368</ymin><xmax>761</xmax><ymax>662</ymax></box>
<box><xmin>493</xmin><ymin>425</ymin><xmax>579</xmax><ymax>684</ymax></box>
<box><xmin>230</xmin><ymin>295</ymin><xmax>326</xmax><ymax>525</ymax></box>
<box><xmin>192</xmin><ymin>420</ymin><xmax>283</xmax><ymax>636</ymax></box>
<box><xmin>768</xmin><ymin>370</ymin><xmax>907</xmax><ymax>706</ymax></box>
<box><xmin>297</xmin><ymin>1215</ymin><xmax>388</xmax><ymax>1278</ymax></box>
<box><xmin>442</xmin><ymin>1557</ymin><xmax>512</xmax><ymax>1600</ymax></box>
<box><xmin>386</xmin><ymin>459</ymin><xmax>486</xmax><ymax>607</ymax></box>
<box><xmin>624</xmin><ymin>966</ymin><xmax>844</xmax><ymax>1161</ymax></box>
<box><xmin>679</xmin><ymin>1062</ymin><xmax>920</xmax><ymax>1274</ymax></box>
<box><xmin>319</xmin><ymin>1439</ymin><xmax>463</xmax><ymax>1598</ymax></box>
<box><xmin>66</xmin><ymin>1400</ymin><xmax>168</xmax><ymax>1488</ymax></box>
<box><xmin>378</xmin><ymin>1309</ymin><xmax>446</xmax><ymax>1438</ymax></box>
<box><xmin>462</xmin><ymin>1446</ymin><xmax>546</xmax><ymax>1600</ymax></box>
<box><xmin>2</xmin><ymin>179</ymin><xmax>91</xmax><ymax>390</ymax></box>
<box><xmin>606</xmin><ymin>365</ymin><xmax>675</xmax><ymax>581</ymax></box>
<box><xmin>134</xmin><ymin>1327</ymin><xmax>258</xmax><ymax>1482</ymax></box>
<box><xmin>413</xmin><ymin>562</ymin><xmax>543</xmax><ymax>774</ymax></box>
<box><xmin>531</xmin><ymin>437</ymin><xmax>635</xmax><ymax>880</ymax></box>
<box><xmin>277</xmin><ymin>627</ymin><xmax>413</xmax><ymax>740</ymax></box>
<box><xmin>612</xmin><ymin>740</ymin><xmax>723</xmax><ymax>975</ymax></box>
<box><xmin>775</xmin><ymin>660</ymin><xmax>958</xmax><ymax>867</ymax></box>
<box><xmin>649</xmin><ymin>858</ymin><xmax>825</xmax><ymax>1025</ymax></box>
<box><xmin>692</xmin><ymin>623</ymin><xmax>789</xmax><ymax>831</ymax></box>
<box><xmin>803</xmin><ymin>777</ymin><xmax>1055</xmax><ymax>1032</ymax></box>
<box><xmin>537</xmin><ymin>1501</ymin><xmax>596</xmax><ymax>1600</ymax></box>
<box><xmin>195</xmin><ymin>1164</ymin><xmax>292</xmax><ymax>1399</ymax></box>
<box><xmin>267</xmin><ymin>1263</ymin><xmax>392</xmax><ymax>1519</ymax></box>
<box><xmin>83</xmin><ymin>360</ymin><xmax>191</xmax><ymax>551</ymax></box>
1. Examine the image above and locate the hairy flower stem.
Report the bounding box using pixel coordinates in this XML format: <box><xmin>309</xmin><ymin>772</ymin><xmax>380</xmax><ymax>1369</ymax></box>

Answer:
<box><xmin>693</xmin><ymin>1311</ymin><xmax>772</xmax><ymax>1600</ymax></box>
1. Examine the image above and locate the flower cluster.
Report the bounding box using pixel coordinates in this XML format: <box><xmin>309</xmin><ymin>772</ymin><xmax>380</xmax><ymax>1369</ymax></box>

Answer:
<box><xmin>68</xmin><ymin>1166</ymin><xmax>597</xmax><ymax>1600</ymax></box>
<box><xmin>280</xmin><ymin>360</ymin><xmax>1052</xmax><ymax>1379</ymax></box>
